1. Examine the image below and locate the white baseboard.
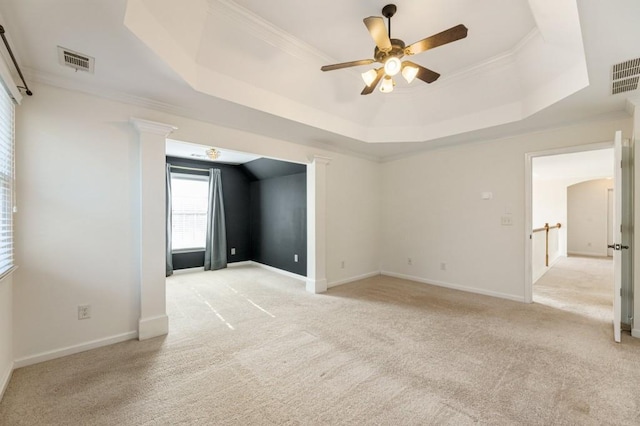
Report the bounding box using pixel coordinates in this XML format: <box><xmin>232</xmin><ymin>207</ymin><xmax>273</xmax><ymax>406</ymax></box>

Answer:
<box><xmin>227</xmin><ymin>261</ymin><xmax>252</xmax><ymax>268</ymax></box>
<box><xmin>328</xmin><ymin>271</ymin><xmax>380</xmax><ymax>288</ymax></box>
<box><xmin>13</xmin><ymin>331</ymin><xmax>138</xmax><ymax>369</ymax></box>
<box><xmin>380</xmin><ymin>271</ymin><xmax>525</xmax><ymax>303</ymax></box>
<box><xmin>251</xmin><ymin>261</ymin><xmax>306</xmax><ymax>281</ymax></box>
<box><xmin>172</xmin><ymin>266</ymin><xmax>204</xmax><ymax>275</ymax></box>
<box><xmin>0</xmin><ymin>360</ymin><xmax>13</xmax><ymax>401</ymax></box>
<box><xmin>567</xmin><ymin>251</ymin><xmax>608</xmax><ymax>258</ymax></box>
<box><xmin>549</xmin><ymin>254</ymin><xmax>564</xmax><ymax>267</ymax></box>
<box><xmin>306</xmin><ymin>278</ymin><xmax>327</xmax><ymax>294</ymax></box>
<box><xmin>138</xmin><ymin>314</ymin><xmax>168</xmax><ymax>341</ymax></box>
<box><xmin>632</xmin><ymin>328</ymin><xmax>640</xmax><ymax>339</ymax></box>
<box><xmin>532</xmin><ymin>255</ymin><xmax>565</xmax><ymax>284</ymax></box>
<box><xmin>172</xmin><ymin>261</ymin><xmax>251</xmax><ymax>275</ymax></box>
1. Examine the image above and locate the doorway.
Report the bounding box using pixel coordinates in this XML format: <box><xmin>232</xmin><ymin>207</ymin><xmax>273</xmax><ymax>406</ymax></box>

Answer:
<box><xmin>525</xmin><ymin>140</ymin><xmax>632</xmax><ymax>336</ymax></box>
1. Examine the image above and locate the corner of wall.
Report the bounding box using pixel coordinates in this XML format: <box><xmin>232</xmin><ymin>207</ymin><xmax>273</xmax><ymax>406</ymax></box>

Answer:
<box><xmin>0</xmin><ymin>273</ymin><xmax>13</xmax><ymax>402</ymax></box>
<box><xmin>0</xmin><ymin>360</ymin><xmax>14</xmax><ymax>401</ymax></box>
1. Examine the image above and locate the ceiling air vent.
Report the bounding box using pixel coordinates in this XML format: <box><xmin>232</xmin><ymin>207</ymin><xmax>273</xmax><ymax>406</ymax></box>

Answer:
<box><xmin>57</xmin><ymin>46</ymin><xmax>95</xmax><ymax>73</ymax></box>
<box><xmin>612</xmin><ymin>77</ymin><xmax>639</xmax><ymax>95</ymax></box>
<box><xmin>611</xmin><ymin>58</ymin><xmax>640</xmax><ymax>95</ymax></box>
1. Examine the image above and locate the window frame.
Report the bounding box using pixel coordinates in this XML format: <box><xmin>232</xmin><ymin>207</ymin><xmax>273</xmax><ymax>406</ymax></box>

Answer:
<box><xmin>169</xmin><ymin>172</ymin><xmax>209</xmax><ymax>253</ymax></box>
<box><xmin>0</xmin><ymin>80</ymin><xmax>15</xmax><ymax>280</ymax></box>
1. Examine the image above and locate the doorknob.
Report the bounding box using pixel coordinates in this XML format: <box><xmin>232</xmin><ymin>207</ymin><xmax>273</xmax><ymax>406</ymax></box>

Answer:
<box><xmin>608</xmin><ymin>243</ymin><xmax>630</xmax><ymax>250</ymax></box>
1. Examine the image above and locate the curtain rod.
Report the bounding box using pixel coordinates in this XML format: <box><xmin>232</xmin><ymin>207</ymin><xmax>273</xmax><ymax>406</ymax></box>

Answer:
<box><xmin>169</xmin><ymin>164</ymin><xmax>211</xmax><ymax>173</ymax></box>
<box><xmin>0</xmin><ymin>25</ymin><xmax>32</xmax><ymax>96</ymax></box>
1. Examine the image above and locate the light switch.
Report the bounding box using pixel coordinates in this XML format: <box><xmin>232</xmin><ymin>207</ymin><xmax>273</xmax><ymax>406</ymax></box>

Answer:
<box><xmin>481</xmin><ymin>192</ymin><xmax>493</xmax><ymax>200</ymax></box>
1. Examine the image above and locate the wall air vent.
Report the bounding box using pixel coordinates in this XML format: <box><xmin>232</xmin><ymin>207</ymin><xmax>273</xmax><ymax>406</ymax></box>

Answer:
<box><xmin>611</xmin><ymin>58</ymin><xmax>640</xmax><ymax>95</ymax></box>
<box><xmin>57</xmin><ymin>46</ymin><xmax>95</xmax><ymax>73</ymax></box>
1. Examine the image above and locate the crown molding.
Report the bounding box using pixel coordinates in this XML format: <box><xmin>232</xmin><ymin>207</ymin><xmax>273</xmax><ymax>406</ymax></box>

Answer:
<box><xmin>130</xmin><ymin>117</ymin><xmax>177</xmax><ymax>136</ymax></box>
<box><xmin>210</xmin><ymin>0</ymin><xmax>334</xmax><ymax>66</ymax></box>
<box><xmin>23</xmin><ymin>67</ymin><xmax>381</xmax><ymax>162</ymax></box>
<box><xmin>209</xmin><ymin>0</ymin><xmax>540</xmax><ymax>91</ymax></box>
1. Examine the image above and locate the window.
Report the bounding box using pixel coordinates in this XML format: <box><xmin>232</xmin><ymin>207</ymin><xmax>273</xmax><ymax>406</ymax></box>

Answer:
<box><xmin>0</xmin><ymin>85</ymin><xmax>14</xmax><ymax>276</ymax></box>
<box><xmin>171</xmin><ymin>173</ymin><xmax>209</xmax><ymax>251</ymax></box>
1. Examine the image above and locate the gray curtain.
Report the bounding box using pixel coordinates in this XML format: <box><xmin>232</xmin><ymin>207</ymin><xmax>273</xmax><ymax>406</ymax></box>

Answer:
<box><xmin>204</xmin><ymin>168</ymin><xmax>227</xmax><ymax>271</ymax></box>
<box><xmin>165</xmin><ymin>164</ymin><xmax>173</xmax><ymax>277</ymax></box>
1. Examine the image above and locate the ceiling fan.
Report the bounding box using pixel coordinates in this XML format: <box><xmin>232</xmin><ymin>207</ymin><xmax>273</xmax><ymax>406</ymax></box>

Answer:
<box><xmin>321</xmin><ymin>4</ymin><xmax>468</xmax><ymax>95</ymax></box>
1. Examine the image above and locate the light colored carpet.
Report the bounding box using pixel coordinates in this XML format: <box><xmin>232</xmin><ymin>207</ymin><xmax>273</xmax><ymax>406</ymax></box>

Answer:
<box><xmin>534</xmin><ymin>255</ymin><xmax>614</xmax><ymax>324</ymax></box>
<box><xmin>1</xmin><ymin>262</ymin><xmax>640</xmax><ymax>425</ymax></box>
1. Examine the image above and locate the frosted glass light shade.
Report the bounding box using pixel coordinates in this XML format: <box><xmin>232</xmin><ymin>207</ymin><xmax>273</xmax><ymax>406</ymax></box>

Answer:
<box><xmin>379</xmin><ymin>76</ymin><xmax>394</xmax><ymax>93</ymax></box>
<box><xmin>383</xmin><ymin>57</ymin><xmax>401</xmax><ymax>76</ymax></box>
<box><xmin>361</xmin><ymin>69</ymin><xmax>378</xmax><ymax>87</ymax></box>
<box><xmin>402</xmin><ymin>64</ymin><xmax>419</xmax><ymax>84</ymax></box>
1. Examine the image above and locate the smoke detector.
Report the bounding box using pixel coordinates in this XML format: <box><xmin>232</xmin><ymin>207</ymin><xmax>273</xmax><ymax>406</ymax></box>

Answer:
<box><xmin>57</xmin><ymin>46</ymin><xmax>95</xmax><ymax>73</ymax></box>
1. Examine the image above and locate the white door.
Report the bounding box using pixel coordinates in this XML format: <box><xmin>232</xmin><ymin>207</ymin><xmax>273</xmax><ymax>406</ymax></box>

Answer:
<box><xmin>612</xmin><ymin>131</ymin><xmax>623</xmax><ymax>343</ymax></box>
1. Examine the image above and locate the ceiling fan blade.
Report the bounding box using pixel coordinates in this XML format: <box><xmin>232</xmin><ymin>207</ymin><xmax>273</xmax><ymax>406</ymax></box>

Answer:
<box><xmin>361</xmin><ymin>68</ymin><xmax>385</xmax><ymax>95</ymax></box>
<box><xmin>405</xmin><ymin>24</ymin><xmax>468</xmax><ymax>56</ymax></box>
<box><xmin>363</xmin><ymin>16</ymin><xmax>392</xmax><ymax>52</ymax></box>
<box><xmin>404</xmin><ymin>61</ymin><xmax>440</xmax><ymax>84</ymax></box>
<box><xmin>321</xmin><ymin>59</ymin><xmax>375</xmax><ymax>72</ymax></box>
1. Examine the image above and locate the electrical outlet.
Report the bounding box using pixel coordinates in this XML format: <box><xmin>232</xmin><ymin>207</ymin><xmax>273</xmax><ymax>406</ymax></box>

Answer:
<box><xmin>294</xmin><ymin>254</ymin><xmax>298</xmax><ymax>262</ymax></box>
<box><xmin>501</xmin><ymin>216</ymin><xmax>513</xmax><ymax>226</ymax></box>
<box><xmin>440</xmin><ymin>262</ymin><xmax>447</xmax><ymax>271</ymax></box>
<box><xmin>78</xmin><ymin>305</ymin><xmax>91</xmax><ymax>320</ymax></box>
<box><xmin>341</xmin><ymin>260</ymin><xmax>345</xmax><ymax>269</ymax></box>
<box><xmin>231</xmin><ymin>248</ymin><xmax>236</xmax><ymax>255</ymax></box>
<box><xmin>407</xmin><ymin>257</ymin><xmax>412</xmax><ymax>265</ymax></box>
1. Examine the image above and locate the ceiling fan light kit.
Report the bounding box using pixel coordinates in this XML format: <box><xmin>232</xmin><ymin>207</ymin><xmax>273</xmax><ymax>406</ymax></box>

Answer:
<box><xmin>384</xmin><ymin>56</ymin><xmax>401</xmax><ymax>76</ymax></box>
<box><xmin>206</xmin><ymin>148</ymin><xmax>221</xmax><ymax>160</ymax></box>
<box><xmin>380</xmin><ymin>76</ymin><xmax>395</xmax><ymax>93</ymax></box>
<box><xmin>401</xmin><ymin>63</ymin><xmax>419</xmax><ymax>84</ymax></box>
<box><xmin>361</xmin><ymin>68</ymin><xmax>379</xmax><ymax>87</ymax></box>
<box><xmin>321</xmin><ymin>4</ymin><xmax>468</xmax><ymax>95</ymax></box>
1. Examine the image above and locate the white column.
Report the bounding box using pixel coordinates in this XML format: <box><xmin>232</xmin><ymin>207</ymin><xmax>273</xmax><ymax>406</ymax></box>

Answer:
<box><xmin>130</xmin><ymin>118</ymin><xmax>177</xmax><ymax>340</ymax></box>
<box><xmin>306</xmin><ymin>156</ymin><xmax>331</xmax><ymax>293</ymax></box>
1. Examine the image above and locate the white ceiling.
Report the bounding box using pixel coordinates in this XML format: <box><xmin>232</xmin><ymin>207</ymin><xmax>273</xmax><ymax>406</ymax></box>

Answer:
<box><xmin>0</xmin><ymin>0</ymin><xmax>638</xmax><ymax>160</ymax></box>
<box><xmin>166</xmin><ymin>139</ymin><xmax>260</xmax><ymax>164</ymax></box>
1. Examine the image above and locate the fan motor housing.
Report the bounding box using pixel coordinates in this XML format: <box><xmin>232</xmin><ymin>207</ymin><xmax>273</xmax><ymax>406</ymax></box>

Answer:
<box><xmin>374</xmin><ymin>38</ymin><xmax>405</xmax><ymax>62</ymax></box>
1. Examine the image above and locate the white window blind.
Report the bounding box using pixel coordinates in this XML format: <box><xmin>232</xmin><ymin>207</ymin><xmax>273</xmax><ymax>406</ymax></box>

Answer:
<box><xmin>171</xmin><ymin>173</ymin><xmax>209</xmax><ymax>251</ymax></box>
<box><xmin>0</xmin><ymin>85</ymin><xmax>14</xmax><ymax>276</ymax></box>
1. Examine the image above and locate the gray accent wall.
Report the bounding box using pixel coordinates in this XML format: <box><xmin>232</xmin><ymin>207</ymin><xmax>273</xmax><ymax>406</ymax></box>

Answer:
<box><xmin>242</xmin><ymin>157</ymin><xmax>306</xmax><ymax>181</ymax></box>
<box><xmin>167</xmin><ymin>156</ymin><xmax>307</xmax><ymax>276</ymax></box>
<box><xmin>167</xmin><ymin>156</ymin><xmax>251</xmax><ymax>269</ymax></box>
<box><xmin>250</xmin><ymin>173</ymin><xmax>307</xmax><ymax>276</ymax></box>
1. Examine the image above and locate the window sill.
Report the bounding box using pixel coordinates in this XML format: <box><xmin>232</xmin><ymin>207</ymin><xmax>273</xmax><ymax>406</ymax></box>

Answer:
<box><xmin>0</xmin><ymin>265</ymin><xmax>17</xmax><ymax>284</ymax></box>
<box><xmin>172</xmin><ymin>249</ymin><xmax>205</xmax><ymax>254</ymax></box>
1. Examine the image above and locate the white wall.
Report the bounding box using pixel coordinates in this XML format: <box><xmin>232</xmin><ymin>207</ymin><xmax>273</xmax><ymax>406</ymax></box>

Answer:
<box><xmin>13</xmin><ymin>82</ymin><xmax>382</xmax><ymax>364</ymax></box>
<box><xmin>326</xmin><ymin>157</ymin><xmax>381</xmax><ymax>287</ymax></box>
<box><xmin>567</xmin><ymin>179</ymin><xmax>612</xmax><ymax>256</ymax></box>
<box><xmin>532</xmin><ymin>177</ymin><xmax>582</xmax><ymax>256</ymax></box>
<box><xmin>0</xmin><ymin>275</ymin><xmax>12</xmax><ymax>399</ymax></box>
<box><xmin>381</xmin><ymin>117</ymin><xmax>632</xmax><ymax>301</ymax></box>
<box><xmin>531</xmin><ymin>176</ymin><xmax>590</xmax><ymax>282</ymax></box>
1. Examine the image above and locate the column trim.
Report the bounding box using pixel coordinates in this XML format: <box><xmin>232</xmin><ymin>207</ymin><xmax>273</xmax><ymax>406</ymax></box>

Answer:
<box><xmin>130</xmin><ymin>117</ymin><xmax>177</xmax><ymax>136</ymax></box>
<box><xmin>131</xmin><ymin>117</ymin><xmax>176</xmax><ymax>341</ymax></box>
